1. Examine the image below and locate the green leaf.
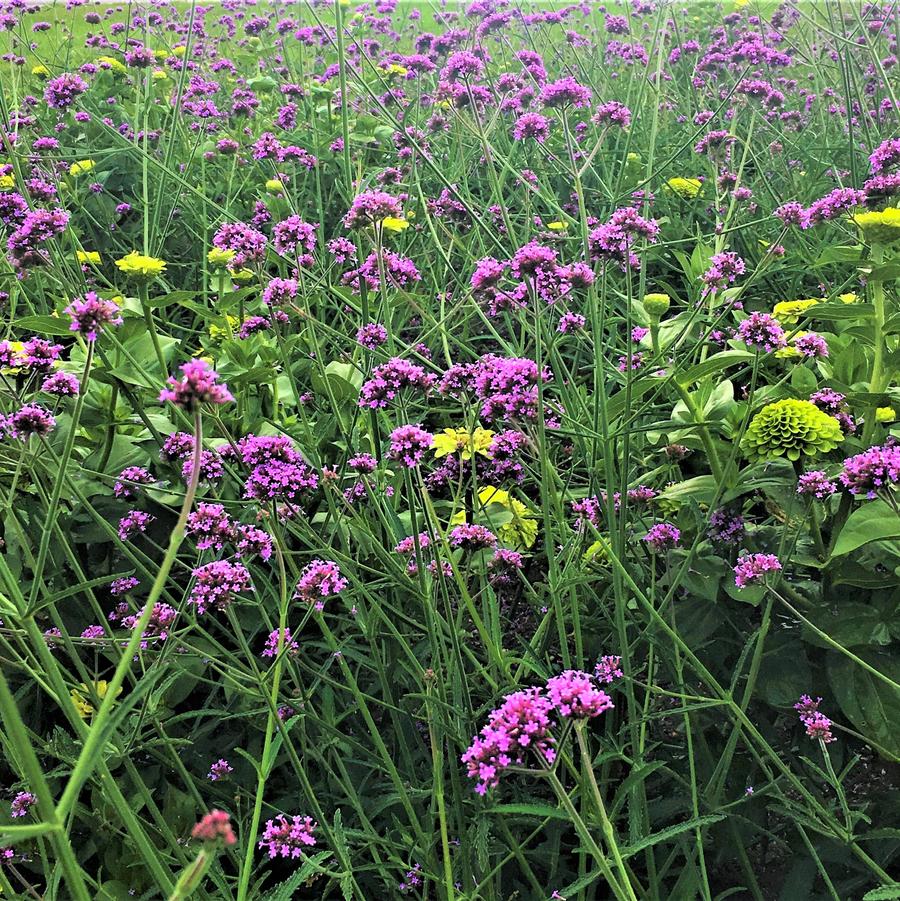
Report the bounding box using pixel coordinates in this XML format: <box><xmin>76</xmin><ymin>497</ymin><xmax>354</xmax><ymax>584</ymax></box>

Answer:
<box><xmin>863</xmin><ymin>885</ymin><xmax>900</xmax><ymax>900</ymax></box>
<box><xmin>487</xmin><ymin>802</ymin><xmax>570</xmax><ymax>821</ymax></box>
<box><xmin>620</xmin><ymin>815</ymin><xmax>726</xmax><ymax>858</ymax></box>
<box><xmin>15</xmin><ymin>314</ymin><xmax>75</xmax><ymax>336</ymax></box>
<box><xmin>260</xmin><ymin>853</ymin><xmax>333</xmax><ymax>900</ymax></box>
<box><xmin>827</xmin><ymin>652</ymin><xmax>900</xmax><ymax>757</ymax></box>
<box><xmin>0</xmin><ymin>821</ymin><xmax>61</xmax><ymax>841</ymax></box>
<box><xmin>808</xmin><ymin>303</ymin><xmax>874</xmax><ymax>321</ymax></box>
<box><xmin>143</xmin><ymin>290</ymin><xmax>197</xmax><ymax>309</ymax></box>
<box><xmin>677</xmin><ymin>351</ymin><xmax>755</xmax><ymax>387</ymax></box>
<box><xmin>812</xmin><ymin>245</ymin><xmax>863</xmax><ymax>267</ymax></box>
<box><xmin>831</xmin><ymin>501</ymin><xmax>900</xmax><ymax>557</ymax></box>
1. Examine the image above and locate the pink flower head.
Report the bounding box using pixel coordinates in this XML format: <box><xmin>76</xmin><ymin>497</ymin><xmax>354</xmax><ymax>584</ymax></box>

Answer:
<box><xmin>160</xmin><ymin>360</ymin><xmax>233</xmax><ymax>409</ymax></box>
<box><xmin>65</xmin><ymin>292</ymin><xmax>122</xmax><ymax>340</ymax></box>
<box><xmin>388</xmin><ymin>424</ymin><xmax>433</xmax><ymax>468</ymax></box>
<box><xmin>734</xmin><ymin>553</ymin><xmax>782</xmax><ymax>588</ymax></box>
<box><xmin>258</xmin><ymin>814</ymin><xmax>317</xmax><ymax>859</ymax></box>
<box><xmin>192</xmin><ymin>809</ymin><xmax>237</xmax><ymax>846</ymax></box>
<box><xmin>461</xmin><ymin>688</ymin><xmax>557</xmax><ymax>794</ymax></box>
<box><xmin>295</xmin><ymin>559</ymin><xmax>348</xmax><ymax>610</ymax></box>
<box><xmin>546</xmin><ymin>670</ymin><xmax>614</xmax><ymax>718</ymax></box>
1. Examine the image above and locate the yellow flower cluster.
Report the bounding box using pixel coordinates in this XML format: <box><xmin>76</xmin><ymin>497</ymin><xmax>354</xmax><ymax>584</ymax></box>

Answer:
<box><xmin>432</xmin><ymin>427</ymin><xmax>494</xmax><ymax>461</ymax></box>
<box><xmin>115</xmin><ymin>251</ymin><xmax>167</xmax><ymax>282</ymax></box>
<box><xmin>666</xmin><ymin>177</ymin><xmax>702</xmax><ymax>199</ymax></box>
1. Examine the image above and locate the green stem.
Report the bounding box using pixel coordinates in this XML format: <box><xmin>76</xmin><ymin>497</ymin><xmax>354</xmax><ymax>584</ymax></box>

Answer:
<box><xmin>543</xmin><ymin>766</ymin><xmax>631</xmax><ymax>901</ymax></box>
<box><xmin>55</xmin><ymin>410</ymin><xmax>204</xmax><ymax>823</ymax></box>
<box><xmin>573</xmin><ymin>723</ymin><xmax>640</xmax><ymax>901</ymax></box>
<box><xmin>0</xmin><ymin>671</ymin><xmax>91</xmax><ymax>901</ymax></box>
<box><xmin>862</xmin><ymin>244</ymin><xmax>887</xmax><ymax>445</ymax></box>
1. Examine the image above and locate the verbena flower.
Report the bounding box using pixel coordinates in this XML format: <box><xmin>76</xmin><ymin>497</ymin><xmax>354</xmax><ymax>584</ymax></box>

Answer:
<box><xmin>65</xmin><ymin>292</ymin><xmax>122</xmax><ymax>340</ymax></box>
<box><xmin>189</xmin><ymin>560</ymin><xmax>252</xmax><ymax>614</ymax></box>
<box><xmin>388</xmin><ymin>424</ymin><xmax>433</xmax><ymax>467</ymax></box>
<box><xmin>546</xmin><ymin>670</ymin><xmax>614</xmax><ymax>718</ymax></box>
<box><xmin>794</xmin><ymin>695</ymin><xmax>835</xmax><ymax>743</ymax></box>
<box><xmin>192</xmin><ymin>810</ymin><xmax>237</xmax><ymax>846</ymax></box>
<box><xmin>258</xmin><ymin>815</ymin><xmax>317</xmax><ymax>859</ymax></box>
<box><xmin>797</xmin><ymin>471</ymin><xmax>838</xmax><ymax>499</ymax></box>
<box><xmin>741</xmin><ymin>399</ymin><xmax>843</xmax><ymax>462</ymax></box>
<box><xmin>643</xmin><ymin>522</ymin><xmax>681</xmax><ymax>553</ymax></box>
<box><xmin>461</xmin><ymin>688</ymin><xmax>557</xmax><ymax>795</ymax></box>
<box><xmin>734</xmin><ymin>553</ymin><xmax>782</xmax><ymax>588</ymax></box>
<box><xmin>295</xmin><ymin>560</ymin><xmax>348</xmax><ymax>611</ymax></box>
<box><xmin>839</xmin><ymin>444</ymin><xmax>900</xmax><ymax>498</ymax></box>
<box><xmin>160</xmin><ymin>360</ymin><xmax>234</xmax><ymax>409</ymax></box>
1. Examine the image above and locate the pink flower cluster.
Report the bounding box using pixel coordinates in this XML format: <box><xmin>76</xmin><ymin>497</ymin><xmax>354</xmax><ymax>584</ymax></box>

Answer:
<box><xmin>295</xmin><ymin>559</ymin><xmax>348</xmax><ymax>611</ymax></box>
<box><xmin>159</xmin><ymin>360</ymin><xmax>234</xmax><ymax>409</ymax></box>
<box><xmin>258</xmin><ymin>814</ymin><xmax>317</xmax><ymax>859</ymax></box>
<box><xmin>794</xmin><ymin>695</ymin><xmax>836</xmax><ymax>743</ymax></box>
<box><xmin>462</xmin><ymin>667</ymin><xmax>616</xmax><ymax>794</ymax></box>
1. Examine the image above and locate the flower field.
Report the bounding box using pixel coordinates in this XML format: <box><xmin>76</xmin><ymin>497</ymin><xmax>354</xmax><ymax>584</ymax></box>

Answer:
<box><xmin>1</xmin><ymin>0</ymin><xmax>900</xmax><ymax>897</ymax></box>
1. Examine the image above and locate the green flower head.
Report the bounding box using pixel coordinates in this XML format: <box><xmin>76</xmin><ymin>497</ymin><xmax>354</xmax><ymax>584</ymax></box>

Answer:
<box><xmin>741</xmin><ymin>399</ymin><xmax>843</xmax><ymax>462</ymax></box>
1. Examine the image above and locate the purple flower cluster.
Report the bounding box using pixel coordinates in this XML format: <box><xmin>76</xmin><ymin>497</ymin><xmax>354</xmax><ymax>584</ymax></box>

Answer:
<box><xmin>794</xmin><ymin>695</ymin><xmax>836</xmax><ymax>743</ymax></box>
<box><xmin>360</xmin><ymin>358</ymin><xmax>435</xmax><ymax>409</ymax></box>
<box><xmin>258</xmin><ymin>815</ymin><xmax>317</xmax><ymax>859</ymax></box>
<box><xmin>589</xmin><ymin>207</ymin><xmax>660</xmax><ymax>270</ymax></box>
<box><xmin>643</xmin><ymin>522</ymin><xmax>681</xmax><ymax>553</ymax></box>
<box><xmin>64</xmin><ymin>292</ymin><xmax>122</xmax><ymax>340</ymax></box>
<box><xmin>462</xmin><ymin>667</ymin><xmax>616</xmax><ymax>794</ymax></box>
<box><xmin>734</xmin><ymin>553</ymin><xmax>782</xmax><ymax>588</ymax></box>
<box><xmin>839</xmin><ymin>444</ymin><xmax>900</xmax><ymax>498</ymax></box>
<box><xmin>295</xmin><ymin>559</ymin><xmax>348</xmax><ymax>610</ymax></box>
<box><xmin>737</xmin><ymin>312</ymin><xmax>786</xmax><ymax>352</ymax></box>
<box><xmin>160</xmin><ymin>360</ymin><xmax>233</xmax><ymax>409</ymax></box>
<box><xmin>189</xmin><ymin>560</ymin><xmax>251</xmax><ymax>614</ymax></box>
<box><xmin>388</xmin><ymin>424</ymin><xmax>433</xmax><ymax>468</ymax></box>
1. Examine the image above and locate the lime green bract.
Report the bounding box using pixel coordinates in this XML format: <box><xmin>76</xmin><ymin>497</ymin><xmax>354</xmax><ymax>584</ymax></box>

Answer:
<box><xmin>741</xmin><ymin>399</ymin><xmax>843</xmax><ymax>462</ymax></box>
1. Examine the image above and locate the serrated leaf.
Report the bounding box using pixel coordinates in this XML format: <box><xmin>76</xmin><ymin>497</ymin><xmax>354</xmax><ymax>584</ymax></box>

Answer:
<box><xmin>620</xmin><ymin>815</ymin><xmax>726</xmax><ymax>858</ymax></box>
<box><xmin>863</xmin><ymin>886</ymin><xmax>900</xmax><ymax>900</ymax></box>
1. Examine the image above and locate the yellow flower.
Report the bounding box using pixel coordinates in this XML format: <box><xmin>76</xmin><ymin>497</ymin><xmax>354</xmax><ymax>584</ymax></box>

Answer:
<box><xmin>852</xmin><ymin>208</ymin><xmax>900</xmax><ymax>245</ymax></box>
<box><xmin>71</xmin><ymin>681</ymin><xmax>121</xmax><ymax>719</ymax></box>
<box><xmin>666</xmin><ymin>177</ymin><xmax>702</xmax><ymax>200</ymax></box>
<box><xmin>839</xmin><ymin>292</ymin><xmax>858</xmax><ymax>304</ymax></box>
<box><xmin>172</xmin><ymin>45</ymin><xmax>186</xmax><ymax>58</ymax></box>
<box><xmin>432</xmin><ymin>427</ymin><xmax>495</xmax><ymax>461</ymax></box>
<box><xmin>76</xmin><ymin>250</ymin><xmax>101</xmax><ymax>265</ymax></box>
<box><xmin>265</xmin><ymin>178</ymin><xmax>285</xmax><ymax>193</ymax></box>
<box><xmin>209</xmin><ymin>315</ymin><xmax>240</xmax><ymax>340</ymax></box>
<box><xmin>31</xmin><ymin>64</ymin><xmax>50</xmax><ymax>78</ymax></box>
<box><xmin>96</xmin><ymin>55</ymin><xmax>127</xmax><ymax>74</ymax></box>
<box><xmin>772</xmin><ymin>298</ymin><xmax>820</xmax><ymax>324</ymax></box>
<box><xmin>584</xmin><ymin>539</ymin><xmax>611</xmax><ymax>567</ymax></box>
<box><xmin>208</xmin><ymin>247</ymin><xmax>236</xmax><ymax>268</ymax></box>
<box><xmin>152</xmin><ymin>68</ymin><xmax>169</xmax><ymax>82</ymax></box>
<box><xmin>774</xmin><ymin>338</ymin><xmax>803</xmax><ymax>359</ymax></box>
<box><xmin>154</xmin><ymin>49</ymin><xmax>167</xmax><ymax>61</ymax></box>
<box><xmin>385</xmin><ymin>63</ymin><xmax>408</xmax><ymax>76</ymax></box>
<box><xmin>69</xmin><ymin>159</ymin><xmax>96</xmax><ymax>177</ymax></box>
<box><xmin>547</xmin><ymin>221</ymin><xmax>568</xmax><ymax>231</ymax></box>
<box><xmin>115</xmin><ymin>251</ymin><xmax>167</xmax><ymax>282</ymax></box>
<box><xmin>876</xmin><ymin>407</ymin><xmax>897</xmax><ymax>423</ymax></box>
<box><xmin>380</xmin><ymin>216</ymin><xmax>409</xmax><ymax>233</ymax></box>
<box><xmin>478</xmin><ymin>486</ymin><xmax>538</xmax><ymax>549</ymax></box>
<box><xmin>0</xmin><ymin>174</ymin><xmax>14</xmax><ymax>190</ymax></box>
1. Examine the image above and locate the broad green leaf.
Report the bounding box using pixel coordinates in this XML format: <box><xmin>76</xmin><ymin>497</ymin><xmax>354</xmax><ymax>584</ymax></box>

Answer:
<box><xmin>677</xmin><ymin>351</ymin><xmax>755</xmax><ymax>387</ymax></box>
<box><xmin>831</xmin><ymin>501</ymin><xmax>900</xmax><ymax>557</ymax></box>
<box><xmin>827</xmin><ymin>652</ymin><xmax>900</xmax><ymax>757</ymax></box>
